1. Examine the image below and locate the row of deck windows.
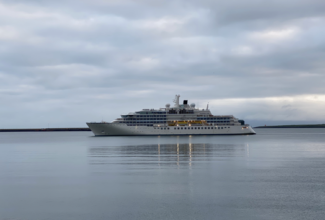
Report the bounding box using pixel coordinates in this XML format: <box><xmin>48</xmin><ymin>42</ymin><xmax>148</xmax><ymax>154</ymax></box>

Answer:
<box><xmin>123</xmin><ymin>118</ymin><xmax>227</xmax><ymax>121</ymax></box>
<box><xmin>198</xmin><ymin>117</ymin><xmax>231</xmax><ymax>120</ymax></box>
<box><xmin>123</xmin><ymin>115</ymin><xmax>166</xmax><ymax>118</ymax></box>
<box><xmin>124</xmin><ymin>119</ymin><xmax>166</xmax><ymax>123</ymax></box>
<box><xmin>207</xmin><ymin>121</ymin><xmax>229</xmax><ymax>123</ymax></box>
<box><xmin>206</xmin><ymin>120</ymin><xmax>230</xmax><ymax>121</ymax></box>
<box><xmin>136</xmin><ymin>115</ymin><xmax>166</xmax><ymax>118</ymax></box>
<box><xmin>136</xmin><ymin>112</ymin><xmax>166</xmax><ymax>115</ymax></box>
<box><xmin>127</xmin><ymin>124</ymin><xmax>151</xmax><ymax>126</ymax></box>
<box><xmin>123</xmin><ymin>119</ymin><xmax>166</xmax><ymax>121</ymax></box>
<box><xmin>153</xmin><ymin>127</ymin><xmax>231</xmax><ymax>130</ymax></box>
<box><xmin>125</xmin><ymin>123</ymin><xmax>154</xmax><ymax>126</ymax></box>
<box><xmin>174</xmin><ymin>127</ymin><xmax>230</xmax><ymax>130</ymax></box>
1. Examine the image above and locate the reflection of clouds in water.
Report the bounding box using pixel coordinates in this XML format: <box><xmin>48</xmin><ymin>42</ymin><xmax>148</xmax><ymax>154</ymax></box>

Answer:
<box><xmin>88</xmin><ymin>143</ymin><xmax>247</xmax><ymax>167</ymax></box>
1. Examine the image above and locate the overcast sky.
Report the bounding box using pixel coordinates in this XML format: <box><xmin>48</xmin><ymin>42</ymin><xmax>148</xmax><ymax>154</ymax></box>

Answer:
<box><xmin>1</xmin><ymin>0</ymin><xmax>325</xmax><ymax>128</ymax></box>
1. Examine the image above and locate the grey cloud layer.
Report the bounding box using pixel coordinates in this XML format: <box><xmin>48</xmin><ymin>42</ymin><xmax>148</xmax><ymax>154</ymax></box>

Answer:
<box><xmin>1</xmin><ymin>0</ymin><xmax>325</xmax><ymax>127</ymax></box>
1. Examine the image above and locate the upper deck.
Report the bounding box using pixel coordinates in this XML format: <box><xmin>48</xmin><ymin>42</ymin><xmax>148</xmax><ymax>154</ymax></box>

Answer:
<box><xmin>111</xmin><ymin>95</ymin><xmax>245</xmax><ymax>127</ymax></box>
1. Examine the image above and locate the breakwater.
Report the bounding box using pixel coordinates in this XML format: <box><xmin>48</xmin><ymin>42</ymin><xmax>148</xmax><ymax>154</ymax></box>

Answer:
<box><xmin>255</xmin><ymin>124</ymin><xmax>325</xmax><ymax>128</ymax></box>
<box><xmin>0</xmin><ymin>128</ymin><xmax>91</xmax><ymax>132</ymax></box>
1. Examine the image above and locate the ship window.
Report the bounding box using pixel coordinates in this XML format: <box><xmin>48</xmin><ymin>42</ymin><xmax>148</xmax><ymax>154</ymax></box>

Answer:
<box><xmin>218</xmin><ymin>127</ymin><xmax>220</xmax><ymax>129</ymax></box>
<box><xmin>177</xmin><ymin>127</ymin><xmax>180</xmax><ymax>130</ymax></box>
<box><xmin>168</xmin><ymin>128</ymin><xmax>170</xmax><ymax>130</ymax></box>
<box><xmin>208</xmin><ymin>127</ymin><xmax>210</xmax><ymax>129</ymax></box>
<box><xmin>181</xmin><ymin>128</ymin><xmax>183</xmax><ymax>130</ymax></box>
<box><xmin>221</xmin><ymin>127</ymin><xmax>223</xmax><ymax>129</ymax></box>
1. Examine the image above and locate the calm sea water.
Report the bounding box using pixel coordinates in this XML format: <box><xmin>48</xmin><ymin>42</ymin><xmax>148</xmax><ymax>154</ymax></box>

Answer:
<box><xmin>1</xmin><ymin>129</ymin><xmax>325</xmax><ymax>220</ymax></box>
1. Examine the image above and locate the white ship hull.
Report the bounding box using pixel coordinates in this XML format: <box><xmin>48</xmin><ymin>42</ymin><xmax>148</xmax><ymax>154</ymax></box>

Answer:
<box><xmin>87</xmin><ymin>123</ymin><xmax>256</xmax><ymax>136</ymax></box>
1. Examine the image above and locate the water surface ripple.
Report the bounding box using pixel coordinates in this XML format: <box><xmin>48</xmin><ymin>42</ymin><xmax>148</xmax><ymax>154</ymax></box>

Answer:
<box><xmin>1</xmin><ymin>128</ymin><xmax>325</xmax><ymax>220</ymax></box>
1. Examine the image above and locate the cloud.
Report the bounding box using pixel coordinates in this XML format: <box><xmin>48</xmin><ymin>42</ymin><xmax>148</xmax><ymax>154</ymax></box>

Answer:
<box><xmin>0</xmin><ymin>0</ymin><xmax>325</xmax><ymax>127</ymax></box>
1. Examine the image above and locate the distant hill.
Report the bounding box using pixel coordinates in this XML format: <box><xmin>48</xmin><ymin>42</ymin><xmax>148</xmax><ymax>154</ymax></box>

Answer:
<box><xmin>254</xmin><ymin>124</ymin><xmax>325</xmax><ymax>128</ymax></box>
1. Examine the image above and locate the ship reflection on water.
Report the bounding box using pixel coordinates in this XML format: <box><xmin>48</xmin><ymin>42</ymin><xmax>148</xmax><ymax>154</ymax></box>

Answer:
<box><xmin>88</xmin><ymin>142</ymin><xmax>248</xmax><ymax>167</ymax></box>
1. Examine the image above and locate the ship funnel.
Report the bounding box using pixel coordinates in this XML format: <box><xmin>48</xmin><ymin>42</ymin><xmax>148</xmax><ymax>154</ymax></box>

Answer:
<box><xmin>173</xmin><ymin>95</ymin><xmax>180</xmax><ymax>109</ymax></box>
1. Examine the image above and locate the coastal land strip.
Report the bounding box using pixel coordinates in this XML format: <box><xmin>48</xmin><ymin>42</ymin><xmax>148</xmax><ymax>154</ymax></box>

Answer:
<box><xmin>0</xmin><ymin>128</ymin><xmax>91</xmax><ymax>132</ymax></box>
<box><xmin>255</xmin><ymin>124</ymin><xmax>325</xmax><ymax>128</ymax></box>
<box><xmin>2</xmin><ymin>124</ymin><xmax>325</xmax><ymax>132</ymax></box>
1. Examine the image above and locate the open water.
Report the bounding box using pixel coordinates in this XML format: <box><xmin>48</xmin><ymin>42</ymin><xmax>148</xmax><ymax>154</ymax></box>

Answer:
<box><xmin>1</xmin><ymin>128</ymin><xmax>325</xmax><ymax>220</ymax></box>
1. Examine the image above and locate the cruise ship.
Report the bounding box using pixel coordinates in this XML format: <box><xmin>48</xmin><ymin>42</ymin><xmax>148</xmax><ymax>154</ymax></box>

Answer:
<box><xmin>87</xmin><ymin>95</ymin><xmax>256</xmax><ymax>136</ymax></box>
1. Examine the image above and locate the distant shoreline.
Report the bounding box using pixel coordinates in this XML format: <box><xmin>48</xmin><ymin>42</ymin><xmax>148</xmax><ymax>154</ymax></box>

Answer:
<box><xmin>2</xmin><ymin>124</ymin><xmax>325</xmax><ymax>131</ymax></box>
<box><xmin>0</xmin><ymin>128</ymin><xmax>91</xmax><ymax>132</ymax></box>
<box><xmin>254</xmin><ymin>124</ymin><xmax>325</xmax><ymax>128</ymax></box>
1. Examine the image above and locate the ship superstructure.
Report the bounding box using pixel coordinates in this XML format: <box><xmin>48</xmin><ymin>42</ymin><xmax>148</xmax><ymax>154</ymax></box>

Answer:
<box><xmin>87</xmin><ymin>95</ymin><xmax>256</xmax><ymax>136</ymax></box>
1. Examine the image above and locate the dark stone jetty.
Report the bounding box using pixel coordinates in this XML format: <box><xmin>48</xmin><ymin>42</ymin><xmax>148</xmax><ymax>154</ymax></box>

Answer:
<box><xmin>0</xmin><ymin>128</ymin><xmax>91</xmax><ymax>132</ymax></box>
<box><xmin>254</xmin><ymin>124</ymin><xmax>325</xmax><ymax>128</ymax></box>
